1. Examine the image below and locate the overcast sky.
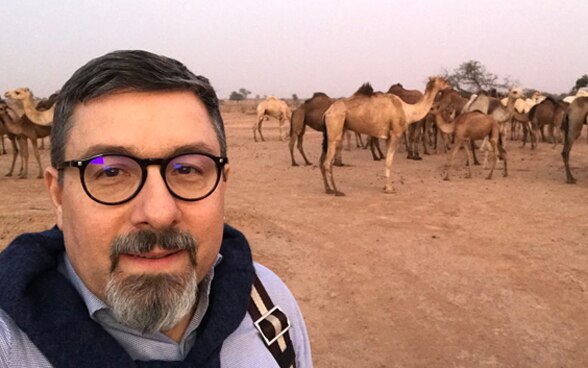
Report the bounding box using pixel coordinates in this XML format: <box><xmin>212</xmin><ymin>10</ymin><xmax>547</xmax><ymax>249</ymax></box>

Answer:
<box><xmin>1</xmin><ymin>1</ymin><xmax>586</xmax><ymax>99</ymax></box>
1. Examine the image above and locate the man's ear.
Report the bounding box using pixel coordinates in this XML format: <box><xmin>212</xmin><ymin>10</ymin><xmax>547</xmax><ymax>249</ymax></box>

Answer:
<box><xmin>222</xmin><ymin>164</ymin><xmax>230</xmax><ymax>182</ymax></box>
<box><xmin>44</xmin><ymin>167</ymin><xmax>63</xmax><ymax>229</ymax></box>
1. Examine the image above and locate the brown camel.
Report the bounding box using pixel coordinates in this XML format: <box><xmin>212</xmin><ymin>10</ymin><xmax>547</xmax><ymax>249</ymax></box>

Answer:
<box><xmin>561</xmin><ymin>96</ymin><xmax>588</xmax><ymax>184</ymax></box>
<box><xmin>320</xmin><ymin>77</ymin><xmax>449</xmax><ymax>195</ymax></box>
<box><xmin>430</xmin><ymin>105</ymin><xmax>507</xmax><ymax>181</ymax></box>
<box><xmin>4</xmin><ymin>88</ymin><xmax>54</xmax><ymax>126</ymax></box>
<box><xmin>429</xmin><ymin>88</ymin><xmax>467</xmax><ymax>153</ymax></box>
<box><xmin>387</xmin><ymin>83</ymin><xmax>426</xmax><ymax>160</ymax></box>
<box><xmin>254</xmin><ymin>96</ymin><xmax>291</xmax><ymax>142</ymax></box>
<box><xmin>528</xmin><ymin>97</ymin><xmax>568</xmax><ymax>144</ymax></box>
<box><xmin>0</xmin><ymin>100</ymin><xmax>51</xmax><ymax>178</ymax></box>
<box><xmin>289</xmin><ymin>92</ymin><xmax>335</xmax><ymax>166</ymax></box>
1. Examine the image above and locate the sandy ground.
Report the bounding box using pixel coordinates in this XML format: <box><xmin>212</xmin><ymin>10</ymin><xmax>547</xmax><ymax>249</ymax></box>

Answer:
<box><xmin>1</xmin><ymin>110</ymin><xmax>587</xmax><ymax>367</ymax></box>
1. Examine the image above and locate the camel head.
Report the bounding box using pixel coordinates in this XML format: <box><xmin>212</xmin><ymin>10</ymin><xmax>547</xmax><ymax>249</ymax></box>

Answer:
<box><xmin>427</xmin><ymin>77</ymin><xmax>450</xmax><ymax>93</ymax></box>
<box><xmin>507</xmin><ymin>87</ymin><xmax>523</xmax><ymax>101</ymax></box>
<box><xmin>4</xmin><ymin>87</ymin><xmax>32</xmax><ymax>101</ymax></box>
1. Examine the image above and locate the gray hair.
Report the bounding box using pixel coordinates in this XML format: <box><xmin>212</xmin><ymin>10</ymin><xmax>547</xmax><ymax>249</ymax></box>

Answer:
<box><xmin>51</xmin><ymin>50</ymin><xmax>226</xmax><ymax>173</ymax></box>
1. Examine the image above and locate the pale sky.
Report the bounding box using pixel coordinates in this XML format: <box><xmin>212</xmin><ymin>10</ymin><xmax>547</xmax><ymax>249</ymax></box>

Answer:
<box><xmin>1</xmin><ymin>0</ymin><xmax>587</xmax><ymax>99</ymax></box>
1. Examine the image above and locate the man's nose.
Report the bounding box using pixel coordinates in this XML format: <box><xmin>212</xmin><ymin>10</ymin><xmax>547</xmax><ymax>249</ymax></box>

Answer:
<box><xmin>129</xmin><ymin>166</ymin><xmax>181</xmax><ymax>230</ymax></box>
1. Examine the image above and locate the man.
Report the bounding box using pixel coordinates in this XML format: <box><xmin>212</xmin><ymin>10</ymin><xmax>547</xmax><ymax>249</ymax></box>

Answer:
<box><xmin>0</xmin><ymin>50</ymin><xmax>312</xmax><ymax>367</ymax></box>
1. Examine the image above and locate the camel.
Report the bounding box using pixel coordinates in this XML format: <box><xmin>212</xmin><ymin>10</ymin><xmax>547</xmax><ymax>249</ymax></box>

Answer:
<box><xmin>289</xmin><ymin>92</ymin><xmax>335</xmax><ymax>166</ymax></box>
<box><xmin>254</xmin><ymin>96</ymin><xmax>291</xmax><ymax>142</ymax></box>
<box><xmin>430</xmin><ymin>105</ymin><xmax>507</xmax><ymax>181</ymax></box>
<box><xmin>320</xmin><ymin>77</ymin><xmax>449</xmax><ymax>195</ymax></box>
<box><xmin>0</xmin><ymin>100</ymin><xmax>51</xmax><ymax>178</ymax></box>
<box><xmin>528</xmin><ymin>97</ymin><xmax>568</xmax><ymax>145</ymax></box>
<box><xmin>4</xmin><ymin>88</ymin><xmax>54</xmax><ymax>126</ymax></box>
<box><xmin>429</xmin><ymin>88</ymin><xmax>467</xmax><ymax>153</ymax></box>
<box><xmin>0</xmin><ymin>102</ymin><xmax>26</xmax><ymax>177</ymax></box>
<box><xmin>387</xmin><ymin>83</ymin><xmax>426</xmax><ymax>160</ymax></box>
<box><xmin>561</xmin><ymin>96</ymin><xmax>588</xmax><ymax>184</ymax></box>
<box><xmin>563</xmin><ymin>88</ymin><xmax>588</xmax><ymax>104</ymax></box>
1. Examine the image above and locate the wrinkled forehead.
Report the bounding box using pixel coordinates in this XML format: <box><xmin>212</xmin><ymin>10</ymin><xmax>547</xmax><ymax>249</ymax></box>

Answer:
<box><xmin>66</xmin><ymin>91</ymin><xmax>220</xmax><ymax>159</ymax></box>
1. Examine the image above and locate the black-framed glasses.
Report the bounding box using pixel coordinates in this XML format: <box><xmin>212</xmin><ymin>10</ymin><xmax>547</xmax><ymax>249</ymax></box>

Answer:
<box><xmin>58</xmin><ymin>152</ymin><xmax>228</xmax><ymax>205</ymax></box>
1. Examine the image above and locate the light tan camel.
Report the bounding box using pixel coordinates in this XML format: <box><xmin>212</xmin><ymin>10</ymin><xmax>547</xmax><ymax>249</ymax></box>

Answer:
<box><xmin>430</xmin><ymin>105</ymin><xmax>507</xmax><ymax>181</ymax></box>
<box><xmin>0</xmin><ymin>100</ymin><xmax>50</xmax><ymax>178</ymax></box>
<box><xmin>0</xmin><ymin>102</ymin><xmax>26</xmax><ymax>177</ymax></box>
<box><xmin>4</xmin><ymin>88</ymin><xmax>54</xmax><ymax>126</ymax></box>
<box><xmin>561</xmin><ymin>96</ymin><xmax>588</xmax><ymax>183</ymax></box>
<box><xmin>254</xmin><ymin>96</ymin><xmax>291</xmax><ymax>142</ymax></box>
<box><xmin>320</xmin><ymin>77</ymin><xmax>449</xmax><ymax>195</ymax></box>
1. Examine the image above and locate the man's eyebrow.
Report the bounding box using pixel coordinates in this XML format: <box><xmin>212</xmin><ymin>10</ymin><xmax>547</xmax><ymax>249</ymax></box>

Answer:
<box><xmin>168</xmin><ymin>143</ymin><xmax>220</xmax><ymax>157</ymax></box>
<box><xmin>79</xmin><ymin>145</ymin><xmax>136</xmax><ymax>158</ymax></box>
<box><xmin>76</xmin><ymin>143</ymin><xmax>220</xmax><ymax>160</ymax></box>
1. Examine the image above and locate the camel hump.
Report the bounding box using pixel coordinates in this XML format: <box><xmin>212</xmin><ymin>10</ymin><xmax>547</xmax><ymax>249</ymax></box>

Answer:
<box><xmin>309</xmin><ymin>92</ymin><xmax>329</xmax><ymax>100</ymax></box>
<box><xmin>353</xmin><ymin>83</ymin><xmax>374</xmax><ymax>97</ymax></box>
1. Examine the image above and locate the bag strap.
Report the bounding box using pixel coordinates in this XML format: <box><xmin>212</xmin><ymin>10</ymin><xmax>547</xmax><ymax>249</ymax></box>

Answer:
<box><xmin>248</xmin><ymin>274</ymin><xmax>296</xmax><ymax>368</ymax></box>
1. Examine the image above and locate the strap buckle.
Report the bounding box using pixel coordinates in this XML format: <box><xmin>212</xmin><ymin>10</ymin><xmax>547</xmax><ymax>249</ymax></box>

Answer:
<box><xmin>253</xmin><ymin>305</ymin><xmax>292</xmax><ymax>346</ymax></box>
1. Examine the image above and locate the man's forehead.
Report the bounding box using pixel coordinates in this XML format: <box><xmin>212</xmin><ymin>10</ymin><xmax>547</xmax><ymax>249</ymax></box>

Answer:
<box><xmin>66</xmin><ymin>91</ymin><xmax>220</xmax><ymax>158</ymax></box>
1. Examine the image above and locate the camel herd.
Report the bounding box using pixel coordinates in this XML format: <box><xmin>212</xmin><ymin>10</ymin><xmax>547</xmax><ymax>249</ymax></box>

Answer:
<box><xmin>254</xmin><ymin>81</ymin><xmax>588</xmax><ymax>194</ymax></box>
<box><xmin>1</xmin><ymin>84</ymin><xmax>587</xmax><ymax>193</ymax></box>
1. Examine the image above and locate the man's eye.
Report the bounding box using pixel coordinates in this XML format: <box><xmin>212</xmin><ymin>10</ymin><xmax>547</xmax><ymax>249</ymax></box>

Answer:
<box><xmin>174</xmin><ymin>165</ymin><xmax>203</xmax><ymax>175</ymax></box>
<box><xmin>103</xmin><ymin>168</ymin><xmax>121</xmax><ymax>177</ymax></box>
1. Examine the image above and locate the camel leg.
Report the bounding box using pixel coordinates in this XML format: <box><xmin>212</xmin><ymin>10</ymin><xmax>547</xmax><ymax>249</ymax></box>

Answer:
<box><xmin>324</xmin><ymin>140</ymin><xmax>344</xmax><ymax>196</ymax></box>
<box><xmin>30</xmin><ymin>139</ymin><xmax>43</xmax><ymax>179</ymax></box>
<box><xmin>253</xmin><ymin>116</ymin><xmax>265</xmax><ymax>142</ymax></box>
<box><xmin>297</xmin><ymin>133</ymin><xmax>312</xmax><ymax>166</ymax></box>
<box><xmin>561</xmin><ymin>136</ymin><xmax>576</xmax><ymax>184</ymax></box>
<box><xmin>6</xmin><ymin>137</ymin><xmax>19</xmax><ymax>176</ymax></box>
<box><xmin>383</xmin><ymin>135</ymin><xmax>400</xmax><ymax>193</ymax></box>
<box><xmin>288</xmin><ymin>130</ymin><xmax>299</xmax><ymax>166</ymax></box>
<box><xmin>464</xmin><ymin>140</ymin><xmax>474</xmax><ymax>179</ymax></box>
<box><xmin>334</xmin><ymin>140</ymin><xmax>344</xmax><ymax>166</ymax></box>
<box><xmin>368</xmin><ymin>137</ymin><xmax>380</xmax><ymax>161</ymax></box>
<box><xmin>486</xmin><ymin>139</ymin><xmax>498</xmax><ymax>180</ymax></box>
<box><xmin>0</xmin><ymin>136</ymin><xmax>5</xmax><ymax>155</ymax></box>
<box><xmin>19</xmin><ymin>137</ymin><xmax>30</xmax><ymax>179</ymax></box>
<box><xmin>344</xmin><ymin>130</ymin><xmax>352</xmax><ymax>151</ymax></box>
<box><xmin>445</xmin><ymin>139</ymin><xmax>462</xmax><ymax>181</ymax></box>
<box><xmin>278</xmin><ymin>119</ymin><xmax>285</xmax><ymax>141</ymax></box>
<box><xmin>355</xmin><ymin>132</ymin><xmax>364</xmax><ymax>148</ymax></box>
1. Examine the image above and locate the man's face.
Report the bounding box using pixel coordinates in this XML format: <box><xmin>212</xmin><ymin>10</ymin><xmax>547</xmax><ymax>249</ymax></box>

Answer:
<box><xmin>45</xmin><ymin>91</ymin><xmax>228</xmax><ymax>303</ymax></box>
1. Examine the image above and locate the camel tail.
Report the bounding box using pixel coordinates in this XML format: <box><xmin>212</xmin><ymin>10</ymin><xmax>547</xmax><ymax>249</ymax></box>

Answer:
<box><xmin>321</xmin><ymin>116</ymin><xmax>328</xmax><ymax>154</ymax></box>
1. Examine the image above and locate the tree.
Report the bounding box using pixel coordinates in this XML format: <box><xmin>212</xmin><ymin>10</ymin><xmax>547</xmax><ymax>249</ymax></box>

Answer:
<box><xmin>571</xmin><ymin>74</ymin><xmax>588</xmax><ymax>93</ymax></box>
<box><xmin>229</xmin><ymin>91</ymin><xmax>245</xmax><ymax>101</ymax></box>
<box><xmin>292</xmin><ymin>94</ymin><xmax>299</xmax><ymax>102</ymax></box>
<box><xmin>238</xmin><ymin>88</ymin><xmax>251</xmax><ymax>99</ymax></box>
<box><xmin>442</xmin><ymin>60</ymin><xmax>513</xmax><ymax>95</ymax></box>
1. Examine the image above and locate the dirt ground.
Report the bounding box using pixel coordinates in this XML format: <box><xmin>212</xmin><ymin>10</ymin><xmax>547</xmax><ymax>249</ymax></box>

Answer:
<box><xmin>1</xmin><ymin>110</ymin><xmax>587</xmax><ymax>367</ymax></box>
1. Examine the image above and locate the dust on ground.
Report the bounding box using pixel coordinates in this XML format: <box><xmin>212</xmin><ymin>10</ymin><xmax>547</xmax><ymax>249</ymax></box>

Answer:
<box><xmin>1</xmin><ymin>111</ymin><xmax>587</xmax><ymax>367</ymax></box>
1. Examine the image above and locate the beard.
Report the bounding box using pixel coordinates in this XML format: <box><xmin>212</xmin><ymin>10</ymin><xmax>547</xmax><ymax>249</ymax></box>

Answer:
<box><xmin>105</xmin><ymin>229</ymin><xmax>198</xmax><ymax>334</ymax></box>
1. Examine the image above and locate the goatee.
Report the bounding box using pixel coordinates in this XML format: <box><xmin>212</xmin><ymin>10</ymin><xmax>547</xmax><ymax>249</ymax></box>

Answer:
<box><xmin>105</xmin><ymin>229</ymin><xmax>198</xmax><ymax>333</ymax></box>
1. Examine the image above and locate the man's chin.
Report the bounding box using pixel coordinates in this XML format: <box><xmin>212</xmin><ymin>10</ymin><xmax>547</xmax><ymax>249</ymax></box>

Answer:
<box><xmin>105</xmin><ymin>270</ymin><xmax>198</xmax><ymax>333</ymax></box>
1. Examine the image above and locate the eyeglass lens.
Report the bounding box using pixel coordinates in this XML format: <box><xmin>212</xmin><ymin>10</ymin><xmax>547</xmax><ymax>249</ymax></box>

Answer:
<box><xmin>83</xmin><ymin>154</ymin><xmax>219</xmax><ymax>203</ymax></box>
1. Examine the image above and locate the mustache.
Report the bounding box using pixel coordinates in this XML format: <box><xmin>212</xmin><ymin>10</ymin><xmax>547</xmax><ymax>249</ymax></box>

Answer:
<box><xmin>110</xmin><ymin>229</ymin><xmax>197</xmax><ymax>272</ymax></box>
